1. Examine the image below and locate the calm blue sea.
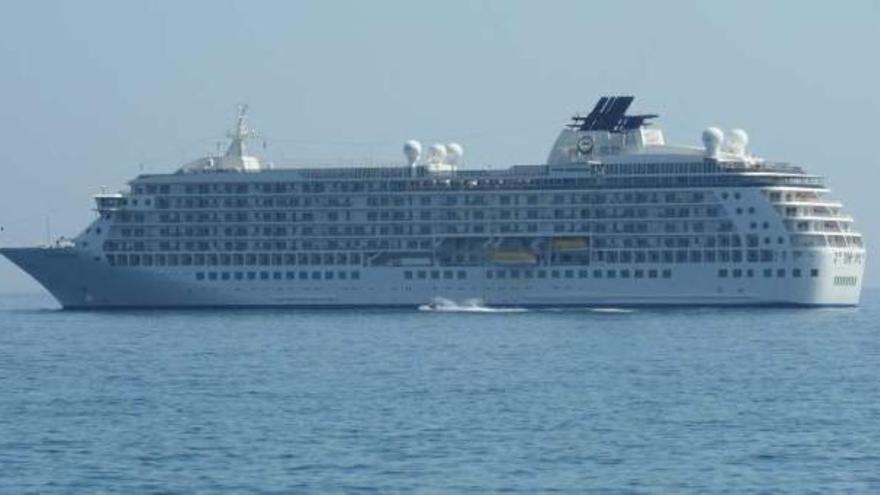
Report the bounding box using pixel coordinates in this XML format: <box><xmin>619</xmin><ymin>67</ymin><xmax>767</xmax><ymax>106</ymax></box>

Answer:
<box><xmin>1</xmin><ymin>291</ymin><xmax>879</xmax><ymax>494</ymax></box>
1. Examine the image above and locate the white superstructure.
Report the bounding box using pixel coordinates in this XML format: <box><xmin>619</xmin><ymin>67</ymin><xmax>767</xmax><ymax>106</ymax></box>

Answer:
<box><xmin>1</xmin><ymin>97</ymin><xmax>865</xmax><ymax>308</ymax></box>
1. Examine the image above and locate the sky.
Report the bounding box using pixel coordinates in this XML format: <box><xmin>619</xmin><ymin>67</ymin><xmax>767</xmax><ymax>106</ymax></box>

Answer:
<box><xmin>0</xmin><ymin>0</ymin><xmax>878</xmax><ymax>292</ymax></box>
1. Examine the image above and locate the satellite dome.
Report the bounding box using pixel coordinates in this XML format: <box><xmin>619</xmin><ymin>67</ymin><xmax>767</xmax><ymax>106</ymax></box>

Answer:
<box><xmin>446</xmin><ymin>143</ymin><xmax>464</xmax><ymax>164</ymax></box>
<box><xmin>702</xmin><ymin>127</ymin><xmax>724</xmax><ymax>157</ymax></box>
<box><xmin>727</xmin><ymin>128</ymin><xmax>749</xmax><ymax>156</ymax></box>
<box><xmin>428</xmin><ymin>143</ymin><xmax>447</xmax><ymax>164</ymax></box>
<box><xmin>403</xmin><ymin>140</ymin><xmax>421</xmax><ymax>166</ymax></box>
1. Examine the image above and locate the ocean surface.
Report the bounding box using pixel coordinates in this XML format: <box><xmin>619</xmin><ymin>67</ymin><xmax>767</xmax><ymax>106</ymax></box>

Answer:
<box><xmin>1</xmin><ymin>291</ymin><xmax>879</xmax><ymax>494</ymax></box>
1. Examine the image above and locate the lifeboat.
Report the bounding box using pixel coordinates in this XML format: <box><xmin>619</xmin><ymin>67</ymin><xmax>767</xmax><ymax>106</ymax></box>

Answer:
<box><xmin>490</xmin><ymin>249</ymin><xmax>538</xmax><ymax>265</ymax></box>
<box><xmin>551</xmin><ymin>237</ymin><xmax>589</xmax><ymax>251</ymax></box>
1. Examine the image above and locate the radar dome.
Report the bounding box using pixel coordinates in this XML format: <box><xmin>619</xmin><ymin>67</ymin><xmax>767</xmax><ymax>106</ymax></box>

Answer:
<box><xmin>446</xmin><ymin>143</ymin><xmax>464</xmax><ymax>164</ymax></box>
<box><xmin>427</xmin><ymin>143</ymin><xmax>447</xmax><ymax>164</ymax></box>
<box><xmin>702</xmin><ymin>127</ymin><xmax>724</xmax><ymax>157</ymax></box>
<box><xmin>727</xmin><ymin>128</ymin><xmax>749</xmax><ymax>156</ymax></box>
<box><xmin>403</xmin><ymin>140</ymin><xmax>421</xmax><ymax>166</ymax></box>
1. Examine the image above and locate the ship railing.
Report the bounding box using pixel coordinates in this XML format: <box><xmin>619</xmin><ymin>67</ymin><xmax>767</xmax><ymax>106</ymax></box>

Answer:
<box><xmin>738</xmin><ymin>161</ymin><xmax>804</xmax><ymax>174</ymax></box>
<box><xmin>39</xmin><ymin>237</ymin><xmax>76</xmax><ymax>249</ymax></box>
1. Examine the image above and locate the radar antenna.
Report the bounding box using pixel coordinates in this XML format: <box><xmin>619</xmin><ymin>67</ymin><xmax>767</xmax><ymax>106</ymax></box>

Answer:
<box><xmin>225</xmin><ymin>104</ymin><xmax>258</xmax><ymax>158</ymax></box>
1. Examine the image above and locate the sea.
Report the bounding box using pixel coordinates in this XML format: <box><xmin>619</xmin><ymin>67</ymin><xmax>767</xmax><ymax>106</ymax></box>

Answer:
<box><xmin>1</xmin><ymin>290</ymin><xmax>878</xmax><ymax>494</ymax></box>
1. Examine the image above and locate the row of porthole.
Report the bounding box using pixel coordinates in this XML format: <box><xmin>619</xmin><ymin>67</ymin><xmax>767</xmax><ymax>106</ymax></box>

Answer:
<box><xmin>718</xmin><ymin>268</ymin><xmax>818</xmax><ymax>279</ymax></box>
<box><xmin>403</xmin><ymin>268</ymin><xmax>674</xmax><ymax>280</ymax></box>
<box><xmin>195</xmin><ymin>270</ymin><xmax>361</xmax><ymax>282</ymax></box>
<box><xmin>486</xmin><ymin>268</ymin><xmax>672</xmax><ymax>280</ymax></box>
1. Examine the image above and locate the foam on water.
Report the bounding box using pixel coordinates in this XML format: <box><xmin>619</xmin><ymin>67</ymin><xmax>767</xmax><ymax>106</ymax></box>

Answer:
<box><xmin>543</xmin><ymin>306</ymin><xmax>636</xmax><ymax>314</ymax></box>
<box><xmin>589</xmin><ymin>307</ymin><xmax>636</xmax><ymax>314</ymax></box>
<box><xmin>418</xmin><ymin>297</ymin><xmax>527</xmax><ymax>313</ymax></box>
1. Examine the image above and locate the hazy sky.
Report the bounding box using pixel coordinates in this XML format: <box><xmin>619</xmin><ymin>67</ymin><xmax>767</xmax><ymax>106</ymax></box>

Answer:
<box><xmin>1</xmin><ymin>0</ymin><xmax>878</xmax><ymax>292</ymax></box>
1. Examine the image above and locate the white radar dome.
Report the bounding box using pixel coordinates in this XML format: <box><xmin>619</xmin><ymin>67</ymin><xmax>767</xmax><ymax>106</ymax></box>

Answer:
<box><xmin>428</xmin><ymin>143</ymin><xmax>447</xmax><ymax>164</ymax></box>
<box><xmin>726</xmin><ymin>128</ymin><xmax>749</xmax><ymax>156</ymax></box>
<box><xmin>403</xmin><ymin>140</ymin><xmax>422</xmax><ymax>166</ymax></box>
<box><xmin>702</xmin><ymin>127</ymin><xmax>724</xmax><ymax>157</ymax></box>
<box><xmin>446</xmin><ymin>143</ymin><xmax>463</xmax><ymax>164</ymax></box>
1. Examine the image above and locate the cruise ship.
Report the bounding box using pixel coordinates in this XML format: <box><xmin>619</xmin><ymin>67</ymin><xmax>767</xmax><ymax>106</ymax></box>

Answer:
<box><xmin>1</xmin><ymin>97</ymin><xmax>865</xmax><ymax>308</ymax></box>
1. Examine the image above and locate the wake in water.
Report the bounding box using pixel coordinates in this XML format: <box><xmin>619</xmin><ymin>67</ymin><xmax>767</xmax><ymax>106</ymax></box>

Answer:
<box><xmin>541</xmin><ymin>306</ymin><xmax>637</xmax><ymax>314</ymax></box>
<box><xmin>588</xmin><ymin>308</ymin><xmax>636</xmax><ymax>314</ymax></box>
<box><xmin>418</xmin><ymin>297</ymin><xmax>527</xmax><ymax>313</ymax></box>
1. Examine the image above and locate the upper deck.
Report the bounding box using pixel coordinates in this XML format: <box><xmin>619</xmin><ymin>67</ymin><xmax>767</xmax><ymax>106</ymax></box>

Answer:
<box><xmin>128</xmin><ymin>95</ymin><xmax>822</xmax><ymax>193</ymax></box>
<box><xmin>129</xmin><ymin>159</ymin><xmax>823</xmax><ymax>195</ymax></box>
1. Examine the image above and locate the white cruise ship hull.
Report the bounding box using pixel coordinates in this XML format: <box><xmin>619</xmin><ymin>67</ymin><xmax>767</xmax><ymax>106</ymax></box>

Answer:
<box><xmin>3</xmin><ymin>97</ymin><xmax>867</xmax><ymax>309</ymax></box>
<box><xmin>2</xmin><ymin>246</ymin><xmax>863</xmax><ymax>308</ymax></box>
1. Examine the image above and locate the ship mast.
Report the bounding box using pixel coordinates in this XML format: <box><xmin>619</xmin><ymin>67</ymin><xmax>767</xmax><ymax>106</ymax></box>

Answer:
<box><xmin>225</xmin><ymin>104</ymin><xmax>258</xmax><ymax>159</ymax></box>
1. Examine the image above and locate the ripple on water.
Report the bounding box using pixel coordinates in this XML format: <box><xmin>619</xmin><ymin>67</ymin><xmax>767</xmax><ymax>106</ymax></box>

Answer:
<box><xmin>0</xmin><ymin>291</ymin><xmax>878</xmax><ymax>492</ymax></box>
